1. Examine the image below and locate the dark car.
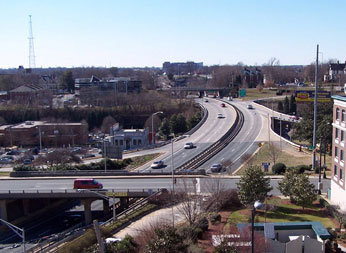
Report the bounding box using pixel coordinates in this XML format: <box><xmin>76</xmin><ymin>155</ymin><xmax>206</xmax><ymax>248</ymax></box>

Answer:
<box><xmin>210</xmin><ymin>163</ymin><xmax>223</xmax><ymax>173</ymax></box>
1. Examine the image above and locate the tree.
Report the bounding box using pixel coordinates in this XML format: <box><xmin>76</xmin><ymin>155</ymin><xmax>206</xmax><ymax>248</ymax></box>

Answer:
<box><xmin>170</xmin><ymin>114</ymin><xmax>187</xmax><ymax>134</ymax></box>
<box><xmin>237</xmin><ymin>165</ymin><xmax>272</xmax><ymax>206</ymax></box>
<box><xmin>59</xmin><ymin>70</ymin><xmax>75</xmax><ymax>93</ymax></box>
<box><xmin>146</xmin><ymin>225</ymin><xmax>188</xmax><ymax>253</ymax></box>
<box><xmin>283</xmin><ymin>96</ymin><xmax>289</xmax><ymax>114</ymax></box>
<box><xmin>289</xmin><ymin>95</ymin><xmax>296</xmax><ymax>114</ymax></box>
<box><xmin>187</xmin><ymin>112</ymin><xmax>201</xmax><ymax>130</ymax></box>
<box><xmin>159</xmin><ymin>118</ymin><xmax>170</xmax><ymax>139</ymax></box>
<box><xmin>278</xmin><ymin>170</ymin><xmax>317</xmax><ymax>209</ymax></box>
<box><xmin>266</xmin><ymin>144</ymin><xmax>281</xmax><ymax>165</ymax></box>
<box><xmin>278</xmin><ymin>101</ymin><xmax>283</xmax><ymax>113</ymax></box>
<box><xmin>106</xmin><ymin>234</ymin><xmax>137</xmax><ymax>253</ymax></box>
<box><xmin>101</xmin><ymin>116</ymin><xmax>116</xmax><ymax>133</ymax></box>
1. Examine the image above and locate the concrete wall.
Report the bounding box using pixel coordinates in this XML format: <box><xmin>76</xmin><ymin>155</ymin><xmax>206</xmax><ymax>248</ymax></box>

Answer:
<box><xmin>331</xmin><ymin>180</ymin><xmax>346</xmax><ymax>211</ymax></box>
<box><xmin>276</xmin><ymin>229</ymin><xmax>316</xmax><ymax>243</ymax></box>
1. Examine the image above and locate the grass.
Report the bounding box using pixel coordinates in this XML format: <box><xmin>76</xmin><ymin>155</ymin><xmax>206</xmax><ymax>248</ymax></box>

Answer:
<box><xmin>0</xmin><ymin>171</ymin><xmax>10</xmax><ymax>177</ymax></box>
<box><xmin>235</xmin><ymin>143</ymin><xmax>312</xmax><ymax>175</ymax></box>
<box><xmin>227</xmin><ymin>197</ymin><xmax>336</xmax><ymax>229</ymax></box>
<box><xmin>240</xmin><ymin>88</ymin><xmax>277</xmax><ymax>101</ymax></box>
<box><xmin>125</xmin><ymin>153</ymin><xmax>161</xmax><ymax>170</ymax></box>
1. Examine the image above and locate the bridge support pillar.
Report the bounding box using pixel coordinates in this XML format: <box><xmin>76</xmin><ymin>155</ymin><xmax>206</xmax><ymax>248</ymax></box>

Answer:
<box><xmin>0</xmin><ymin>200</ymin><xmax>7</xmax><ymax>220</ymax></box>
<box><xmin>199</xmin><ymin>91</ymin><xmax>203</xmax><ymax>98</ymax></box>
<box><xmin>103</xmin><ymin>199</ymin><xmax>110</xmax><ymax>214</ymax></box>
<box><xmin>23</xmin><ymin>199</ymin><xmax>30</xmax><ymax>216</ymax></box>
<box><xmin>82</xmin><ymin>199</ymin><xmax>93</xmax><ymax>225</ymax></box>
<box><xmin>120</xmin><ymin>198</ymin><xmax>128</xmax><ymax>210</ymax></box>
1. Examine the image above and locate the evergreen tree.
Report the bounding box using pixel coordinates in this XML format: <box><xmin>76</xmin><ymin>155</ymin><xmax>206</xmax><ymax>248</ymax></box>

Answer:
<box><xmin>176</xmin><ymin>114</ymin><xmax>187</xmax><ymax>133</ymax></box>
<box><xmin>187</xmin><ymin>112</ymin><xmax>201</xmax><ymax>130</ymax></box>
<box><xmin>59</xmin><ymin>70</ymin><xmax>75</xmax><ymax>93</ymax></box>
<box><xmin>284</xmin><ymin>96</ymin><xmax>289</xmax><ymax>114</ymax></box>
<box><xmin>237</xmin><ymin>165</ymin><xmax>272</xmax><ymax>206</ymax></box>
<box><xmin>278</xmin><ymin>101</ymin><xmax>284</xmax><ymax>113</ymax></box>
<box><xmin>159</xmin><ymin>118</ymin><xmax>171</xmax><ymax>139</ymax></box>
<box><xmin>170</xmin><ymin>114</ymin><xmax>179</xmax><ymax>134</ymax></box>
<box><xmin>289</xmin><ymin>95</ymin><xmax>296</xmax><ymax>114</ymax></box>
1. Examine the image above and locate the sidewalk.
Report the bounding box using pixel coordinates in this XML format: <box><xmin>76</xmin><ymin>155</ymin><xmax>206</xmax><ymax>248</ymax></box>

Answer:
<box><xmin>112</xmin><ymin>204</ymin><xmax>186</xmax><ymax>239</ymax></box>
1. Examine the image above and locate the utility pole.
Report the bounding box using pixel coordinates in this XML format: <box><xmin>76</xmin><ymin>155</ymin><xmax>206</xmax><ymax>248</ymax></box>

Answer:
<box><xmin>312</xmin><ymin>45</ymin><xmax>319</xmax><ymax>173</ymax></box>
<box><xmin>28</xmin><ymin>15</ymin><xmax>36</xmax><ymax>68</ymax></box>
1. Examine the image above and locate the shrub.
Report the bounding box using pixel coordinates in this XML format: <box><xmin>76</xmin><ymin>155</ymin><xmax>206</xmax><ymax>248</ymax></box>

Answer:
<box><xmin>195</xmin><ymin>216</ymin><xmax>209</xmax><ymax>232</ymax></box>
<box><xmin>296</xmin><ymin>165</ymin><xmax>310</xmax><ymax>174</ymax></box>
<box><xmin>208</xmin><ymin>213</ymin><xmax>221</xmax><ymax>225</ymax></box>
<box><xmin>272</xmin><ymin>163</ymin><xmax>286</xmax><ymax>174</ymax></box>
<box><xmin>177</xmin><ymin>225</ymin><xmax>198</xmax><ymax>243</ymax></box>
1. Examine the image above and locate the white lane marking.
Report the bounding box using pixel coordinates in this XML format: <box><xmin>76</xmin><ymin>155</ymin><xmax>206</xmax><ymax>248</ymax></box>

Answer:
<box><xmin>220</xmin><ymin>158</ymin><xmax>224</xmax><ymax>161</ymax></box>
<box><xmin>232</xmin><ymin>114</ymin><xmax>264</xmax><ymax>164</ymax></box>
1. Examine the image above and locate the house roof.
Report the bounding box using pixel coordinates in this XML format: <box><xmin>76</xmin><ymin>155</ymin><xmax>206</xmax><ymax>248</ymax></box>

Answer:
<box><xmin>330</xmin><ymin>63</ymin><xmax>346</xmax><ymax>71</ymax></box>
<box><xmin>10</xmin><ymin>84</ymin><xmax>46</xmax><ymax>93</ymax></box>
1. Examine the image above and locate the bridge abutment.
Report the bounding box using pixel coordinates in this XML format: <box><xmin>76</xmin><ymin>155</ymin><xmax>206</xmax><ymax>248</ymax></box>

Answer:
<box><xmin>81</xmin><ymin>199</ymin><xmax>93</xmax><ymax>225</ymax></box>
<box><xmin>0</xmin><ymin>200</ymin><xmax>7</xmax><ymax>220</ymax></box>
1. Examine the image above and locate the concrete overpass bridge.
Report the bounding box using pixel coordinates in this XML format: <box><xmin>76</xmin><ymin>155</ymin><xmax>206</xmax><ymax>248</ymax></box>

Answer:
<box><xmin>159</xmin><ymin>87</ymin><xmax>234</xmax><ymax>98</ymax></box>
<box><xmin>0</xmin><ymin>189</ymin><xmax>156</xmax><ymax>225</ymax></box>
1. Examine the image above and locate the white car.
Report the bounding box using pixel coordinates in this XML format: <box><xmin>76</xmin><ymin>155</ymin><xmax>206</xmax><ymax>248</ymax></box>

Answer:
<box><xmin>184</xmin><ymin>142</ymin><xmax>194</xmax><ymax>149</ymax></box>
<box><xmin>217</xmin><ymin>113</ymin><xmax>224</xmax><ymax>118</ymax></box>
<box><xmin>151</xmin><ymin>160</ymin><xmax>164</xmax><ymax>169</ymax></box>
<box><xmin>247</xmin><ymin>104</ymin><xmax>253</xmax><ymax>109</ymax></box>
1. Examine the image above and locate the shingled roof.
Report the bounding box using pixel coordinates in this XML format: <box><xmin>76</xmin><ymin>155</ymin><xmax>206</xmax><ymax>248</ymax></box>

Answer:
<box><xmin>10</xmin><ymin>84</ymin><xmax>47</xmax><ymax>93</ymax></box>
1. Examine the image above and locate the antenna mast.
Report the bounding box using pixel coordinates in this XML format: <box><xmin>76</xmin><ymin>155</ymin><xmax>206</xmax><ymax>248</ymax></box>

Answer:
<box><xmin>28</xmin><ymin>15</ymin><xmax>36</xmax><ymax>68</ymax></box>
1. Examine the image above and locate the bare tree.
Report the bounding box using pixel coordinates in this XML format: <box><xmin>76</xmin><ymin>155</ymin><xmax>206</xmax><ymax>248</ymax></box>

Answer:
<box><xmin>175</xmin><ymin>179</ymin><xmax>202</xmax><ymax>225</ymax></box>
<box><xmin>101</xmin><ymin>116</ymin><xmax>116</xmax><ymax>133</ymax></box>
<box><xmin>266</xmin><ymin>143</ymin><xmax>281</xmax><ymax>165</ymax></box>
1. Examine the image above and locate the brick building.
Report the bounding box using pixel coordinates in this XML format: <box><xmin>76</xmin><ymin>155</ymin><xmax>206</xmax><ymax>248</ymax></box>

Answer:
<box><xmin>8</xmin><ymin>84</ymin><xmax>52</xmax><ymax>106</ymax></box>
<box><xmin>0</xmin><ymin>121</ymin><xmax>88</xmax><ymax>147</ymax></box>
<box><xmin>331</xmin><ymin>95</ymin><xmax>346</xmax><ymax>210</ymax></box>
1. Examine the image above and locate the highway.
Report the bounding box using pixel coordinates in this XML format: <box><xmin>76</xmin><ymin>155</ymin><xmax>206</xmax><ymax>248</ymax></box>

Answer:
<box><xmin>0</xmin><ymin>177</ymin><xmax>330</xmax><ymax>195</ymax></box>
<box><xmin>129</xmin><ymin>98</ymin><xmax>237</xmax><ymax>172</ymax></box>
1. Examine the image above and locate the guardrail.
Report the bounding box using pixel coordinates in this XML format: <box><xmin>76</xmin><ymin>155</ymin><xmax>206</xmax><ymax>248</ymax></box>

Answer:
<box><xmin>175</xmin><ymin>102</ymin><xmax>244</xmax><ymax>172</ymax></box>
<box><xmin>28</xmin><ymin>190</ymin><xmax>161</xmax><ymax>253</ymax></box>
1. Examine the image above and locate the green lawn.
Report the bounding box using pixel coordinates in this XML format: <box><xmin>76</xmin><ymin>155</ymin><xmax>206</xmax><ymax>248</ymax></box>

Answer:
<box><xmin>125</xmin><ymin>153</ymin><xmax>161</xmax><ymax>170</ymax></box>
<box><xmin>240</xmin><ymin>88</ymin><xmax>277</xmax><ymax>101</ymax></box>
<box><xmin>0</xmin><ymin>171</ymin><xmax>10</xmax><ymax>177</ymax></box>
<box><xmin>227</xmin><ymin>197</ymin><xmax>336</xmax><ymax>229</ymax></box>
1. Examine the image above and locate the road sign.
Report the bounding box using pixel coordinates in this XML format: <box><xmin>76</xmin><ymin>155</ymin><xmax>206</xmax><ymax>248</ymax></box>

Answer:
<box><xmin>239</xmin><ymin>89</ymin><xmax>246</xmax><ymax>97</ymax></box>
<box><xmin>258</xmin><ymin>143</ymin><xmax>262</xmax><ymax>147</ymax></box>
<box><xmin>262</xmin><ymin>162</ymin><xmax>270</xmax><ymax>172</ymax></box>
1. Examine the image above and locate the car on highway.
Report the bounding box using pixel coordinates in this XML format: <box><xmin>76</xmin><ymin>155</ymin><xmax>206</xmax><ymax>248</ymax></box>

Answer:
<box><xmin>247</xmin><ymin>104</ymin><xmax>253</xmax><ymax>109</ymax></box>
<box><xmin>73</xmin><ymin>178</ymin><xmax>103</xmax><ymax>189</ymax></box>
<box><xmin>289</xmin><ymin>115</ymin><xmax>299</xmax><ymax>120</ymax></box>
<box><xmin>184</xmin><ymin>142</ymin><xmax>195</xmax><ymax>149</ymax></box>
<box><xmin>210</xmin><ymin>163</ymin><xmax>223</xmax><ymax>173</ymax></box>
<box><xmin>217</xmin><ymin>113</ymin><xmax>224</xmax><ymax>118</ymax></box>
<box><xmin>221</xmin><ymin>103</ymin><xmax>226</xmax><ymax>107</ymax></box>
<box><xmin>228</xmin><ymin>96</ymin><xmax>233</xmax><ymax>101</ymax></box>
<box><xmin>151</xmin><ymin>160</ymin><xmax>164</xmax><ymax>169</ymax></box>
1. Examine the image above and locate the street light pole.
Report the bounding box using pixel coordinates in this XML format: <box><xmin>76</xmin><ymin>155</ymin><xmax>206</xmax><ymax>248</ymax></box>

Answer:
<box><xmin>251</xmin><ymin>201</ymin><xmax>262</xmax><ymax>253</ymax></box>
<box><xmin>151</xmin><ymin>111</ymin><xmax>163</xmax><ymax>145</ymax></box>
<box><xmin>104</xmin><ymin>139</ymin><xmax>107</xmax><ymax>173</ymax></box>
<box><xmin>0</xmin><ymin>218</ymin><xmax>25</xmax><ymax>253</ymax></box>
<box><xmin>312</xmin><ymin>44</ymin><xmax>319</xmax><ymax>172</ymax></box>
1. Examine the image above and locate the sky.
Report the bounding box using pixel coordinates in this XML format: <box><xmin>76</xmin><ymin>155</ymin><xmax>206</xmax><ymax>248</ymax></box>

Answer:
<box><xmin>0</xmin><ymin>0</ymin><xmax>345</xmax><ymax>69</ymax></box>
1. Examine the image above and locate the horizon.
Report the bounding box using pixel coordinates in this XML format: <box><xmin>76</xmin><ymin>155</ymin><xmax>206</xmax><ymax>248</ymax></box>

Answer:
<box><xmin>1</xmin><ymin>0</ymin><xmax>346</xmax><ymax>69</ymax></box>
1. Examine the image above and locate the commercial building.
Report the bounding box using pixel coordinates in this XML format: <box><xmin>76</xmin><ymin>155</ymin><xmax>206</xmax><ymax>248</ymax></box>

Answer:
<box><xmin>162</xmin><ymin>61</ymin><xmax>203</xmax><ymax>75</ymax></box>
<box><xmin>331</xmin><ymin>95</ymin><xmax>346</xmax><ymax>211</ymax></box>
<box><xmin>0</xmin><ymin>121</ymin><xmax>88</xmax><ymax>147</ymax></box>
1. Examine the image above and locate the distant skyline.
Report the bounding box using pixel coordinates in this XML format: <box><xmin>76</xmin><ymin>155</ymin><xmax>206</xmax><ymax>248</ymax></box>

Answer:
<box><xmin>1</xmin><ymin>0</ymin><xmax>346</xmax><ymax>69</ymax></box>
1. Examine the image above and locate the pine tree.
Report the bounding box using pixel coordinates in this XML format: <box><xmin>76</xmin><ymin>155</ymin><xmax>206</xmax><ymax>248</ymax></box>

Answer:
<box><xmin>159</xmin><ymin>118</ymin><xmax>170</xmax><ymax>139</ymax></box>
<box><xmin>278</xmin><ymin>101</ymin><xmax>284</xmax><ymax>113</ymax></box>
<box><xmin>289</xmin><ymin>95</ymin><xmax>296</xmax><ymax>114</ymax></box>
<box><xmin>284</xmin><ymin>96</ymin><xmax>289</xmax><ymax>114</ymax></box>
<box><xmin>237</xmin><ymin>165</ymin><xmax>272</xmax><ymax>206</ymax></box>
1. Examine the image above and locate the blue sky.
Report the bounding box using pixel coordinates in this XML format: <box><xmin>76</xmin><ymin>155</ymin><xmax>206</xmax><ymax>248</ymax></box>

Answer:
<box><xmin>0</xmin><ymin>0</ymin><xmax>345</xmax><ymax>68</ymax></box>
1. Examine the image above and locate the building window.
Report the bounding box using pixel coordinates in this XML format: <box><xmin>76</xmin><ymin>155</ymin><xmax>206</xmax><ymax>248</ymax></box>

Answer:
<box><xmin>343</xmin><ymin>110</ymin><xmax>346</xmax><ymax>122</ymax></box>
<box><xmin>342</xmin><ymin>131</ymin><xmax>345</xmax><ymax>142</ymax></box>
<box><xmin>336</xmin><ymin>108</ymin><xmax>340</xmax><ymax>120</ymax></box>
<box><xmin>340</xmin><ymin>168</ymin><xmax>343</xmax><ymax>180</ymax></box>
<box><xmin>335</xmin><ymin>146</ymin><xmax>339</xmax><ymax>158</ymax></box>
<box><xmin>115</xmin><ymin>140</ymin><xmax>118</xmax><ymax>146</ymax></box>
<box><xmin>341</xmin><ymin>150</ymin><xmax>344</xmax><ymax>161</ymax></box>
<box><xmin>133</xmin><ymin>139</ymin><xmax>137</xmax><ymax>146</ymax></box>
<box><xmin>138</xmin><ymin>139</ymin><xmax>142</xmax><ymax>145</ymax></box>
<box><xmin>334</xmin><ymin>165</ymin><xmax>338</xmax><ymax>176</ymax></box>
<box><xmin>336</xmin><ymin>128</ymin><xmax>339</xmax><ymax>139</ymax></box>
<box><xmin>119</xmin><ymin>140</ymin><xmax>123</xmax><ymax>146</ymax></box>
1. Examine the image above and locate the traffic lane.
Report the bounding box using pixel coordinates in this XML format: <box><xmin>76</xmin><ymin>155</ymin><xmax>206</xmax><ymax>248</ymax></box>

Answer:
<box><xmin>0</xmin><ymin>178</ymin><xmax>331</xmax><ymax>195</ymax></box>
<box><xmin>201</xmin><ymin>101</ymin><xmax>262</xmax><ymax>172</ymax></box>
<box><xmin>142</xmin><ymin>100</ymin><xmax>236</xmax><ymax>172</ymax></box>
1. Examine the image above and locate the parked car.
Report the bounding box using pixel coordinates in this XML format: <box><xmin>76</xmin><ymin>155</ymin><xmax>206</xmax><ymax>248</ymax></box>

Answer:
<box><xmin>184</xmin><ymin>142</ymin><xmax>194</xmax><ymax>149</ymax></box>
<box><xmin>221</xmin><ymin>103</ymin><xmax>226</xmax><ymax>107</ymax></box>
<box><xmin>204</xmin><ymin>98</ymin><xmax>209</xmax><ymax>102</ymax></box>
<box><xmin>23</xmin><ymin>159</ymin><xmax>32</xmax><ymax>165</ymax></box>
<box><xmin>247</xmin><ymin>104</ymin><xmax>253</xmax><ymax>109</ymax></box>
<box><xmin>0</xmin><ymin>158</ymin><xmax>12</xmax><ymax>164</ymax></box>
<box><xmin>73</xmin><ymin>178</ymin><xmax>103</xmax><ymax>189</ymax></box>
<box><xmin>217</xmin><ymin>113</ymin><xmax>224</xmax><ymax>118</ymax></box>
<box><xmin>151</xmin><ymin>160</ymin><xmax>164</xmax><ymax>169</ymax></box>
<box><xmin>228</xmin><ymin>96</ymin><xmax>233</xmax><ymax>101</ymax></box>
<box><xmin>210</xmin><ymin>163</ymin><xmax>223</xmax><ymax>173</ymax></box>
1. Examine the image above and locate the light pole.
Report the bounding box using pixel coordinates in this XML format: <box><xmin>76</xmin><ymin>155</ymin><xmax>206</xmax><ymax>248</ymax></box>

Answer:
<box><xmin>78</xmin><ymin>189</ymin><xmax>116</xmax><ymax>223</ymax></box>
<box><xmin>251</xmin><ymin>201</ymin><xmax>263</xmax><ymax>253</ymax></box>
<box><xmin>0</xmin><ymin>218</ymin><xmax>25</xmax><ymax>252</ymax></box>
<box><xmin>103</xmin><ymin>139</ymin><xmax>107</xmax><ymax>173</ymax></box>
<box><xmin>151</xmin><ymin>111</ymin><xmax>163</xmax><ymax>145</ymax></box>
<box><xmin>37</xmin><ymin>126</ymin><xmax>42</xmax><ymax>150</ymax></box>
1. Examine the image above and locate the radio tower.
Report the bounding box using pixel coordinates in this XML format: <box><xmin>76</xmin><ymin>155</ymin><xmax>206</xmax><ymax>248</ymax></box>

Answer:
<box><xmin>28</xmin><ymin>15</ymin><xmax>36</xmax><ymax>68</ymax></box>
